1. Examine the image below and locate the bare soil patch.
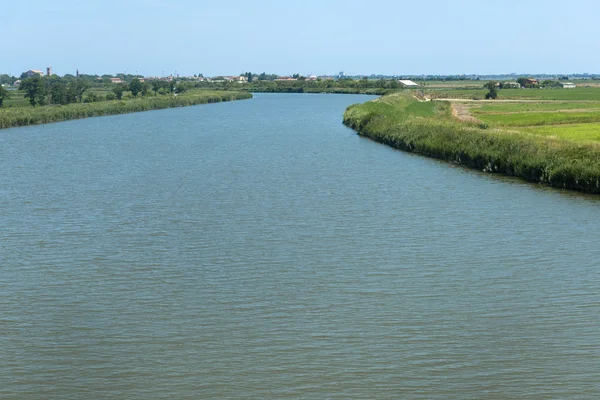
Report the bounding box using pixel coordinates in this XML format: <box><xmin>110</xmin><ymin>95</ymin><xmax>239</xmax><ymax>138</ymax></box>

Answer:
<box><xmin>451</xmin><ymin>102</ymin><xmax>481</xmax><ymax>123</ymax></box>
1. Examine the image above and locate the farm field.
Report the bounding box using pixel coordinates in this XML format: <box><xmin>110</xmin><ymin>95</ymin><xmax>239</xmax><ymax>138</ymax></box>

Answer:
<box><xmin>451</xmin><ymin>89</ymin><xmax>600</xmax><ymax>143</ymax></box>
<box><xmin>422</xmin><ymin>80</ymin><xmax>485</xmax><ymax>89</ymax></box>
<box><xmin>521</xmin><ymin>123</ymin><xmax>600</xmax><ymax>142</ymax></box>
<box><xmin>428</xmin><ymin>87</ymin><xmax>600</xmax><ymax>101</ymax></box>
<box><xmin>477</xmin><ymin>110</ymin><xmax>600</xmax><ymax>127</ymax></box>
<box><xmin>470</xmin><ymin>101</ymin><xmax>600</xmax><ymax>114</ymax></box>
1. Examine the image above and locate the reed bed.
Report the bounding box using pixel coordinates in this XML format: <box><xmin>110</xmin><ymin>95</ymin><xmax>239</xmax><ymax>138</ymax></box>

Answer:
<box><xmin>0</xmin><ymin>91</ymin><xmax>252</xmax><ymax>129</ymax></box>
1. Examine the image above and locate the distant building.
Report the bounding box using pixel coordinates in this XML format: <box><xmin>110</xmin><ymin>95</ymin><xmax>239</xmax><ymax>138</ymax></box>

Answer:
<box><xmin>109</xmin><ymin>78</ymin><xmax>124</xmax><ymax>84</ymax></box>
<box><xmin>46</xmin><ymin>67</ymin><xmax>52</xmax><ymax>76</ymax></box>
<box><xmin>13</xmin><ymin>80</ymin><xmax>21</xmax><ymax>87</ymax></box>
<box><xmin>502</xmin><ymin>82</ymin><xmax>520</xmax><ymax>88</ymax></box>
<box><xmin>307</xmin><ymin>75</ymin><xmax>318</xmax><ymax>81</ymax></box>
<box><xmin>398</xmin><ymin>79</ymin><xmax>419</xmax><ymax>87</ymax></box>
<box><xmin>275</xmin><ymin>76</ymin><xmax>297</xmax><ymax>81</ymax></box>
<box><xmin>560</xmin><ymin>82</ymin><xmax>576</xmax><ymax>89</ymax></box>
<box><xmin>23</xmin><ymin>70</ymin><xmax>44</xmax><ymax>78</ymax></box>
<box><xmin>523</xmin><ymin>78</ymin><xmax>538</xmax><ymax>86</ymax></box>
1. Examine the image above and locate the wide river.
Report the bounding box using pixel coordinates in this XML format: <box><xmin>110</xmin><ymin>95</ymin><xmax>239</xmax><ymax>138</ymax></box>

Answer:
<box><xmin>1</xmin><ymin>93</ymin><xmax>599</xmax><ymax>399</ymax></box>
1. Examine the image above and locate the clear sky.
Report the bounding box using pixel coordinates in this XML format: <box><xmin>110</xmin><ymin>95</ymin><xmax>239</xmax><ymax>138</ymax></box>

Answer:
<box><xmin>3</xmin><ymin>0</ymin><xmax>599</xmax><ymax>77</ymax></box>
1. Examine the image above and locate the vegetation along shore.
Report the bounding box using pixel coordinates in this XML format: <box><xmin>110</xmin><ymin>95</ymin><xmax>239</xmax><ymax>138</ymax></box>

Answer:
<box><xmin>343</xmin><ymin>92</ymin><xmax>600</xmax><ymax>194</ymax></box>
<box><xmin>0</xmin><ymin>89</ymin><xmax>251</xmax><ymax>129</ymax></box>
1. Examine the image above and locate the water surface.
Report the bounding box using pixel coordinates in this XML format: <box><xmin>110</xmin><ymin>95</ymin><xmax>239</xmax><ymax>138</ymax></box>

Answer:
<box><xmin>1</xmin><ymin>93</ymin><xmax>599</xmax><ymax>399</ymax></box>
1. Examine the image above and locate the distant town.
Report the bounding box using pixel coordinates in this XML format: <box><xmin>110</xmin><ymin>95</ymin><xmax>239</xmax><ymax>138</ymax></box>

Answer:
<box><xmin>2</xmin><ymin>67</ymin><xmax>600</xmax><ymax>89</ymax></box>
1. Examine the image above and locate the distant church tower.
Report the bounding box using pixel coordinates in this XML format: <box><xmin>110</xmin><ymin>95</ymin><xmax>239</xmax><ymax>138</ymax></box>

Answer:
<box><xmin>76</xmin><ymin>68</ymin><xmax>79</xmax><ymax>78</ymax></box>
<box><xmin>46</xmin><ymin>67</ymin><xmax>52</xmax><ymax>76</ymax></box>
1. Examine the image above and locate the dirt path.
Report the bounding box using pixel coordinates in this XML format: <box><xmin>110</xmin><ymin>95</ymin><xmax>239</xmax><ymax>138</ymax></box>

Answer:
<box><xmin>451</xmin><ymin>102</ymin><xmax>481</xmax><ymax>123</ymax></box>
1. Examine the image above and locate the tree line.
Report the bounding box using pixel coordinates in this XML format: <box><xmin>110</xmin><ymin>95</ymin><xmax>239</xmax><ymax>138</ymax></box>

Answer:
<box><xmin>2</xmin><ymin>76</ymin><xmax>191</xmax><ymax>108</ymax></box>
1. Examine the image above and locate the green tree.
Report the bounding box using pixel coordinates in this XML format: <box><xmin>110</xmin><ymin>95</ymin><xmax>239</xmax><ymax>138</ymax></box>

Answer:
<box><xmin>50</xmin><ymin>82</ymin><xmax>68</xmax><ymax>105</ymax></box>
<box><xmin>129</xmin><ymin>78</ymin><xmax>143</xmax><ymax>97</ymax></box>
<box><xmin>141</xmin><ymin>82</ymin><xmax>150</xmax><ymax>97</ymax></box>
<box><xmin>151</xmin><ymin>80</ymin><xmax>165</xmax><ymax>95</ymax></box>
<box><xmin>0</xmin><ymin>74</ymin><xmax>17</xmax><ymax>86</ymax></box>
<box><xmin>247</xmin><ymin>72</ymin><xmax>253</xmax><ymax>83</ymax></box>
<box><xmin>83</xmin><ymin>92</ymin><xmax>99</xmax><ymax>103</ymax></box>
<box><xmin>112</xmin><ymin>83</ymin><xmax>128</xmax><ymax>100</ymax></box>
<box><xmin>21</xmin><ymin>76</ymin><xmax>48</xmax><ymax>106</ymax></box>
<box><xmin>169</xmin><ymin>79</ymin><xmax>176</xmax><ymax>94</ymax></box>
<box><xmin>0</xmin><ymin>85</ymin><xmax>9</xmax><ymax>107</ymax></box>
<box><xmin>67</xmin><ymin>79</ymin><xmax>90</xmax><ymax>103</ymax></box>
<box><xmin>485</xmin><ymin>81</ymin><xmax>498</xmax><ymax>99</ymax></box>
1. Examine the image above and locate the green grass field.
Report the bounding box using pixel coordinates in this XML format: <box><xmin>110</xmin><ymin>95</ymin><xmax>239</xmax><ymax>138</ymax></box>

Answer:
<box><xmin>3</xmin><ymin>91</ymin><xmax>30</xmax><ymax>108</ymax></box>
<box><xmin>428</xmin><ymin>87</ymin><xmax>600</xmax><ymax>101</ymax></box>
<box><xmin>459</xmin><ymin>94</ymin><xmax>600</xmax><ymax>141</ymax></box>
<box><xmin>471</xmin><ymin>102</ymin><xmax>600</xmax><ymax>114</ymax></box>
<box><xmin>422</xmin><ymin>80</ymin><xmax>485</xmax><ymax>89</ymax></box>
<box><xmin>522</xmin><ymin>123</ymin><xmax>600</xmax><ymax>143</ymax></box>
<box><xmin>477</xmin><ymin>111</ymin><xmax>600</xmax><ymax>127</ymax></box>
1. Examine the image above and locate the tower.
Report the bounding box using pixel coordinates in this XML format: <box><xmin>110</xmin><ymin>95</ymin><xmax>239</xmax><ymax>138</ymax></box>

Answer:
<box><xmin>76</xmin><ymin>68</ymin><xmax>79</xmax><ymax>78</ymax></box>
<box><xmin>47</xmin><ymin>67</ymin><xmax>52</xmax><ymax>76</ymax></box>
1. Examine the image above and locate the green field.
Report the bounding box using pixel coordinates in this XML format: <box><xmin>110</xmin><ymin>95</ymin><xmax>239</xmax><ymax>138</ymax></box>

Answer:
<box><xmin>458</xmin><ymin>94</ymin><xmax>600</xmax><ymax>141</ymax></box>
<box><xmin>428</xmin><ymin>87</ymin><xmax>600</xmax><ymax>101</ymax></box>
<box><xmin>522</xmin><ymin>123</ymin><xmax>600</xmax><ymax>143</ymax></box>
<box><xmin>471</xmin><ymin>102</ymin><xmax>600</xmax><ymax>114</ymax></box>
<box><xmin>477</xmin><ymin>110</ymin><xmax>600</xmax><ymax>127</ymax></box>
<box><xmin>3</xmin><ymin>91</ymin><xmax>30</xmax><ymax>108</ymax></box>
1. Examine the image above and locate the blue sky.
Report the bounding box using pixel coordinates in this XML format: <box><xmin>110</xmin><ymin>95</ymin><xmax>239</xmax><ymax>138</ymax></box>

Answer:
<box><xmin>3</xmin><ymin>0</ymin><xmax>599</xmax><ymax>77</ymax></box>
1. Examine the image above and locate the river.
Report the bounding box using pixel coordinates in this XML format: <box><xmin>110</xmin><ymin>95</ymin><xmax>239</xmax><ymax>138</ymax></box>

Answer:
<box><xmin>1</xmin><ymin>93</ymin><xmax>599</xmax><ymax>399</ymax></box>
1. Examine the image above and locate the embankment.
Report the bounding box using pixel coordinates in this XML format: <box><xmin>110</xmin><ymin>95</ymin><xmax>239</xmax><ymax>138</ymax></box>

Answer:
<box><xmin>248</xmin><ymin>87</ymin><xmax>390</xmax><ymax>95</ymax></box>
<box><xmin>343</xmin><ymin>93</ymin><xmax>600</xmax><ymax>194</ymax></box>
<box><xmin>0</xmin><ymin>91</ymin><xmax>252</xmax><ymax>130</ymax></box>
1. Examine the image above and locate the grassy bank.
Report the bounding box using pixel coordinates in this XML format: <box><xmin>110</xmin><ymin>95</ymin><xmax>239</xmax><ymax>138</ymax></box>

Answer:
<box><xmin>247</xmin><ymin>87</ymin><xmax>391</xmax><ymax>95</ymax></box>
<box><xmin>0</xmin><ymin>90</ymin><xmax>252</xmax><ymax>129</ymax></box>
<box><xmin>343</xmin><ymin>93</ymin><xmax>600</xmax><ymax>194</ymax></box>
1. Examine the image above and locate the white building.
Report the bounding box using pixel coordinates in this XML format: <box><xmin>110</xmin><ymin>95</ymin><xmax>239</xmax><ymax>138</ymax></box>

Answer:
<box><xmin>398</xmin><ymin>79</ymin><xmax>419</xmax><ymax>87</ymax></box>
<box><xmin>560</xmin><ymin>82</ymin><xmax>576</xmax><ymax>89</ymax></box>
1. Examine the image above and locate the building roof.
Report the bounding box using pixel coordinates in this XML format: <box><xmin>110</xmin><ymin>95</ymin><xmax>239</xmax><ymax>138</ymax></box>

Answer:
<box><xmin>399</xmin><ymin>79</ymin><xmax>419</xmax><ymax>86</ymax></box>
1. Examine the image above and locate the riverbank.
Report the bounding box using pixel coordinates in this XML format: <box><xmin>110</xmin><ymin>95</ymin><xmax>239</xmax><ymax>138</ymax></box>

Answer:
<box><xmin>247</xmin><ymin>87</ymin><xmax>390</xmax><ymax>95</ymax></box>
<box><xmin>343</xmin><ymin>93</ymin><xmax>600</xmax><ymax>194</ymax></box>
<box><xmin>0</xmin><ymin>91</ymin><xmax>252</xmax><ymax>129</ymax></box>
